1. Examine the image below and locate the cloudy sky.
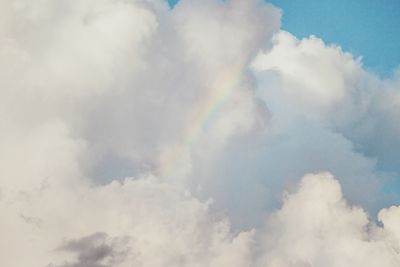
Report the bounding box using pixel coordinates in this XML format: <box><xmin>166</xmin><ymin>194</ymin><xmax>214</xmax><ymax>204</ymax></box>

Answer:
<box><xmin>1</xmin><ymin>0</ymin><xmax>400</xmax><ymax>266</ymax></box>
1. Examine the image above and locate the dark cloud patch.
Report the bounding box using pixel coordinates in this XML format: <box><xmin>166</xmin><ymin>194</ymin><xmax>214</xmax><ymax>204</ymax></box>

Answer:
<box><xmin>56</xmin><ymin>233</ymin><xmax>129</xmax><ymax>267</ymax></box>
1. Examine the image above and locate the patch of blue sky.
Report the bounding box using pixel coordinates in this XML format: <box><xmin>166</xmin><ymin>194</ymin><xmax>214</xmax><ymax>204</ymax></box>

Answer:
<box><xmin>167</xmin><ymin>0</ymin><xmax>179</xmax><ymax>8</ymax></box>
<box><xmin>168</xmin><ymin>0</ymin><xmax>400</xmax><ymax>76</ymax></box>
<box><xmin>268</xmin><ymin>0</ymin><xmax>400</xmax><ymax>77</ymax></box>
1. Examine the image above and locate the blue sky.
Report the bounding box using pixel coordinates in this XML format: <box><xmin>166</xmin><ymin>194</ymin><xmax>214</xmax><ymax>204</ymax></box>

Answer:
<box><xmin>168</xmin><ymin>0</ymin><xmax>400</xmax><ymax>76</ymax></box>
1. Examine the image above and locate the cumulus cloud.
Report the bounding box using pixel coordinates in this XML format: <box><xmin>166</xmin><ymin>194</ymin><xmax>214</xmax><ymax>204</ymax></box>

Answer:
<box><xmin>0</xmin><ymin>0</ymin><xmax>400</xmax><ymax>266</ymax></box>
<box><xmin>3</xmin><ymin>174</ymin><xmax>256</xmax><ymax>266</ymax></box>
<box><xmin>256</xmin><ymin>173</ymin><xmax>400</xmax><ymax>267</ymax></box>
<box><xmin>249</xmin><ymin>30</ymin><xmax>400</xmax><ymax>213</ymax></box>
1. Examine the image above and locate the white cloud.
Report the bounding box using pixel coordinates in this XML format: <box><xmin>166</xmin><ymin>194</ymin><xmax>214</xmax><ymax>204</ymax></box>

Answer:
<box><xmin>0</xmin><ymin>173</ymin><xmax>256</xmax><ymax>267</ymax></box>
<box><xmin>0</xmin><ymin>0</ymin><xmax>400</xmax><ymax>266</ymax></box>
<box><xmin>252</xmin><ymin>31</ymin><xmax>362</xmax><ymax>113</ymax></box>
<box><xmin>249</xmin><ymin>30</ymin><xmax>400</xmax><ymax>212</ymax></box>
<box><xmin>2</xmin><ymin>169</ymin><xmax>400</xmax><ymax>266</ymax></box>
<box><xmin>256</xmin><ymin>173</ymin><xmax>400</xmax><ymax>267</ymax></box>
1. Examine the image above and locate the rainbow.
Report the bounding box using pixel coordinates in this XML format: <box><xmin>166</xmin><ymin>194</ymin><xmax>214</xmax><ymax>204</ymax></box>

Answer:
<box><xmin>158</xmin><ymin>66</ymin><xmax>243</xmax><ymax>178</ymax></box>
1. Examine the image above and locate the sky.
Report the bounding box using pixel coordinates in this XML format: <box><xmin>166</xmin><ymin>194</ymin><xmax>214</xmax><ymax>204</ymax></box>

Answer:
<box><xmin>1</xmin><ymin>0</ymin><xmax>400</xmax><ymax>266</ymax></box>
<box><xmin>169</xmin><ymin>0</ymin><xmax>400</xmax><ymax>75</ymax></box>
<box><xmin>268</xmin><ymin>0</ymin><xmax>400</xmax><ymax>76</ymax></box>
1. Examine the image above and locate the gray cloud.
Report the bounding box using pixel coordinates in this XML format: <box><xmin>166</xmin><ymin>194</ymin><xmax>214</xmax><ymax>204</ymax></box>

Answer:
<box><xmin>56</xmin><ymin>233</ymin><xmax>129</xmax><ymax>267</ymax></box>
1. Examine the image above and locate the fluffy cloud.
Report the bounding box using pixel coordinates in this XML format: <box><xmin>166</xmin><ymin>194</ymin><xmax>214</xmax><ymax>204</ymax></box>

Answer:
<box><xmin>256</xmin><ymin>173</ymin><xmax>400</xmax><ymax>267</ymax></box>
<box><xmin>1</xmin><ymin>174</ymin><xmax>255</xmax><ymax>267</ymax></box>
<box><xmin>248</xmin><ymin>31</ymin><xmax>400</xmax><ymax>213</ymax></box>
<box><xmin>2</xmin><ymin>170</ymin><xmax>400</xmax><ymax>266</ymax></box>
<box><xmin>252</xmin><ymin>31</ymin><xmax>400</xmax><ymax>175</ymax></box>
<box><xmin>1</xmin><ymin>0</ymin><xmax>400</xmax><ymax>266</ymax></box>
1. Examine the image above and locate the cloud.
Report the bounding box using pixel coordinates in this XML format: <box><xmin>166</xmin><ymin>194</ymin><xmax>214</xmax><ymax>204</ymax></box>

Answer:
<box><xmin>249</xmin><ymin>30</ymin><xmax>400</xmax><ymax>213</ymax></box>
<box><xmin>256</xmin><ymin>173</ymin><xmax>400</xmax><ymax>267</ymax></box>
<box><xmin>252</xmin><ymin>31</ymin><xmax>400</xmax><ymax>175</ymax></box>
<box><xmin>55</xmin><ymin>232</ymin><xmax>129</xmax><ymax>267</ymax></box>
<box><xmin>2</xmin><ymin>174</ymin><xmax>256</xmax><ymax>266</ymax></box>
<box><xmin>0</xmin><ymin>0</ymin><xmax>400</xmax><ymax>266</ymax></box>
<box><xmin>252</xmin><ymin>31</ymin><xmax>362</xmax><ymax>113</ymax></box>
